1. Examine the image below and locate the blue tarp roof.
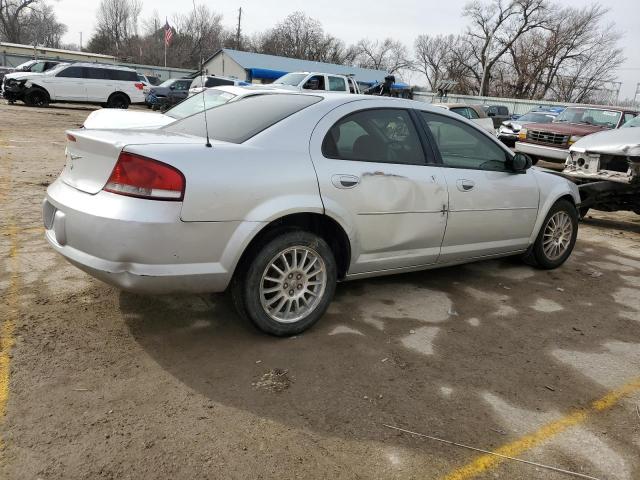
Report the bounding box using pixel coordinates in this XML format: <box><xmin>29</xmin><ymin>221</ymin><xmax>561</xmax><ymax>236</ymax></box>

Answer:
<box><xmin>208</xmin><ymin>48</ymin><xmax>390</xmax><ymax>85</ymax></box>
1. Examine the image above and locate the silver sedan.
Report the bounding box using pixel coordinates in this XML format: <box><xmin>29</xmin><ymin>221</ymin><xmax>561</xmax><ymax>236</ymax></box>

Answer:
<box><xmin>44</xmin><ymin>93</ymin><xmax>581</xmax><ymax>335</ymax></box>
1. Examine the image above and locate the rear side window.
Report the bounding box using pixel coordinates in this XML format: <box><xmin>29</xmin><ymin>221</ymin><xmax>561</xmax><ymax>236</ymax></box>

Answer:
<box><xmin>86</xmin><ymin>68</ymin><xmax>108</xmax><ymax>80</ymax></box>
<box><xmin>165</xmin><ymin>94</ymin><xmax>322</xmax><ymax>143</ymax></box>
<box><xmin>57</xmin><ymin>66</ymin><xmax>85</xmax><ymax>78</ymax></box>
<box><xmin>108</xmin><ymin>69</ymin><xmax>137</xmax><ymax>81</ymax></box>
<box><xmin>322</xmin><ymin>109</ymin><xmax>426</xmax><ymax>165</ymax></box>
<box><xmin>328</xmin><ymin>76</ymin><xmax>346</xmax><ymax>92</ymax></box>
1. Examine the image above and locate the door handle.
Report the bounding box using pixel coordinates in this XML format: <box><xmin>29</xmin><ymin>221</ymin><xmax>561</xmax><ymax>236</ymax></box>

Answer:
<box><xmin>332</xmin><ymin>174</ymin><xmax>360</xmax><ymax>189</ymax></box>
<box><xmin>456</xmin><ymin>179</ymin><xmax>475</xmax><ymax>192</ymax></box>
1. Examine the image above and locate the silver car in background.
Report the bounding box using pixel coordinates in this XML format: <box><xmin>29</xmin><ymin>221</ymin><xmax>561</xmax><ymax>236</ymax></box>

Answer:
<box><xmin>44</xmin><ymin>93</ymin><xmax>580</xmax><ymax>335</ymax></box>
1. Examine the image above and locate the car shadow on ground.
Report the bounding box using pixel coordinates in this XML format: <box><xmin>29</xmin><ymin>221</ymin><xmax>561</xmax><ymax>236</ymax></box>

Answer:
<box><xmin>120</xmin><ymin>241</ymin><xmax>640</xmax><ymax>474</ymax></box>
<box><xmin>582</xmin><ymin>214</ymin><xmax>640</xmax><ymax>234</ymax></box>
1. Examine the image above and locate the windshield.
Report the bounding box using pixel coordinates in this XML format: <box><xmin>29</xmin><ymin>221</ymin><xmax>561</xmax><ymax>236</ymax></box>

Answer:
<box><xmin>518</xmin><ymin>112</ymin><xmax>556</xmax><ymax>123</ymax></box>
<box><xmin>554</xmin><ymin>107</ymin><xmax>621</xmax><ymax>128</ymax></box>
<box><xmin>273</xmin><ymin>73</ymin><xmax>307</xmax><ymax>86</ymax></box>
<box><xmin>42</xmin><ymin>63</ymin><xmax>68</xmax><ymax>75</ymax></box>
<box><xmin>622</xmin><ymin>116</ymin><xmax>640</xmax><ymax>128</ymax></box>
<box><xmin>157</xmin><ymin>78</ymin><xmax>176</xmax><ymax>88</ymax></box>
<box><xmin>165</xmin><ymin>89</ymin><xmax>237</xmax><ymax>120</ymax></box>
<box><xmin>15</xmin><ymin>60</ymin><xmax>36</xmax><ymax>70</ymax></box>
<box><xmin>164</xmin><ymin>93</ymin><xmax>322</xmax><ymax>143</ymax></box>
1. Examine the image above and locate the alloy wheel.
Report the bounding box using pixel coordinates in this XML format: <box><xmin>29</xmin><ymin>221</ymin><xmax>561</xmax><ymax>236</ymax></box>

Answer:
<box><xmin>542</xmin><ymin>211</ymin><xmax>573</xmax><ymax>261</ymax></box>
<box><xmin>259</xmin><ymin>246</ymin><xmax>327</xmax><ymax>323</ymax></box>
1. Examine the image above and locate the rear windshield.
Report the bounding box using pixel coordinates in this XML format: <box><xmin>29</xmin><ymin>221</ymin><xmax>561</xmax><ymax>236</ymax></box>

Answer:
<box><xmin>165</xmin><ymin>88</ymin><xmax>237</xmax><ymax>120</ymax></box>
<box><xmin>164</xmin><ymin>94</ymin><xmax>322</xmax><ymax>143</ymax></box>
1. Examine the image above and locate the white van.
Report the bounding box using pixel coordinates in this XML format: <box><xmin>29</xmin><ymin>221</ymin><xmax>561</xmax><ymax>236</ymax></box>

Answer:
<box><xmin>1</xmin><ymin>63</ymin><xmax>145</xmax><ymax>108</ymax></box>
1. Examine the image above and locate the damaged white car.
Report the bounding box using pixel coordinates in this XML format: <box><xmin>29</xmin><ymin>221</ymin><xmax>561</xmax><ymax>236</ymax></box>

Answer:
<box><xmin>563</xmin><ymin>117</ymin><xmax>640</xmax><ymax>216</ymax></box>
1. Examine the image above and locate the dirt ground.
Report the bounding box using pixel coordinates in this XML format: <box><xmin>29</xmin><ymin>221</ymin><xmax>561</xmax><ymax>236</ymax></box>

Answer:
<box><xmin>1</xmin><ymin>102</ymin><xmax>639</xmax><ymax>480</ymax></box>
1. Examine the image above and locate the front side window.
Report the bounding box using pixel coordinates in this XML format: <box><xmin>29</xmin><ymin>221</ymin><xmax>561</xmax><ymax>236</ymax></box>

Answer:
<box><xmin>322</xmin><ymin>109</ymin><xmax>426</xmax><ymax>165</ymax></box>
<box><xmin>303</xmin><ymin>75</ymin><xmax>325</xmax><ymax>90</ymax></box>
<box><xmin>57</xmin><ymin>66</ymin><xmax>85</xmax><ymax>78</ymax></box>
<box><xmin>420</xmin><ymin>111</ymin><xmax>508</xmax><ymax>171</ymax></box>
<box><xmin>328</xmin><ymin>76</ymin><xmax>346</xmax><ymax>92</ymax></box>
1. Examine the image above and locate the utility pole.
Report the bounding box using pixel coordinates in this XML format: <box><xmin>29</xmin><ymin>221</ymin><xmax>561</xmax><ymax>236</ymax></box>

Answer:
<box><xmin>635</xmin><ymin>83</ymin><xmax>640</xmax><ymax>106</ymax></box>
<box><xmin>236</xmin><ymin>7</ymin><xmax>242</xmax><ymax>50</ymax></box>
<box><xmin>79</xmin><ymin>32</ymin><xmax>82</xmax><ymax>51</ymax></box>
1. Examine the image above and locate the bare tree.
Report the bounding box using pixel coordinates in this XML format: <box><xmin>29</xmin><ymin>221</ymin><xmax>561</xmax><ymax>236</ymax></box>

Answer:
<box><xmin>251</xmin><ymin>11</ymin><xmax>350</xmax><ymax>64</ymax></box>
<box><xmin>355</xmin><ymin>38</ymin><xmax>411</xmax><ymax>74</ymax></box>
<box><xmin>463</xmin><ymin>0</ymin><xmax>551</xmax><ymax>95</ymax></box>
<box><xmin>498</xmin><ymin>4</ymin><xmax>624</xmax><ymax>101</ymax></box>
<box><xmin>414</xmin><ymin>34</ymin><xmax>467</xmax><ymax>90</ymax></box>
<box><xmin>170</xmin><ymin>4</ymin><xmax>226</xmax><ymax>68</ymax></box>
<box><xmin>22</xmin><ymin>3</ymin><xmax>66</xmax><ymax>47</ymax></box>
<box><xmin>0</xmin><ymin>0</ymin><xmax>64</xmax><ymax>45</ymax></box>
<box><xmin>89</xmin><ymin>0</ymin><xmax>142</xmax><ymax>56</ymax></box>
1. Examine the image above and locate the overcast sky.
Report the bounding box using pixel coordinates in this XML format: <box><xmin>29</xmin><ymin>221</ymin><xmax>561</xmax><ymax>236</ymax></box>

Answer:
<box><xmin>56</xmin><ymin>0</ymin><xmax>640</xmax><ymax>100</ymax></box>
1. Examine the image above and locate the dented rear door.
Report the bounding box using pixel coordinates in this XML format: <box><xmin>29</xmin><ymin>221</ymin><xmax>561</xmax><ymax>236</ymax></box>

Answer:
<box><xmin>309</xmin><ymin>102</ymin><xmax>448</xmax><ymax>274</ymax></box>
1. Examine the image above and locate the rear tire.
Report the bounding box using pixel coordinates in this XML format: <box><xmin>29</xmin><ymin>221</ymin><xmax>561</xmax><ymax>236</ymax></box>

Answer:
<box><xmin>107</xmin><ymin>93</ymin><xmax>130</xmax><ymax>109</ymax></box>
<box><xmin>24</xmin><ymin>88</ymin><xmax>49</xmax><ymax>107</ymax></box>
<box><xmin>524</xmin><ymin>199</ymin><xmax>578</xmax><ymax>269</ymax></box>
<box><xmin>232</xmin><ymin>230</ymin><xmax>337</xmax><ymax>336</ymax></box>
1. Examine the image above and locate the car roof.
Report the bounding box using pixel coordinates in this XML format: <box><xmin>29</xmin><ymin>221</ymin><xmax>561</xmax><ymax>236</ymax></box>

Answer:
<box><xmin>563</xmin><ymin>104</ymin><xmax>636</xmax><ymax>113</ymax></box>
<box><xmin>60</xmin><ymin>62</ymin><xmax>137</xmax><ymax>72</ymax></box>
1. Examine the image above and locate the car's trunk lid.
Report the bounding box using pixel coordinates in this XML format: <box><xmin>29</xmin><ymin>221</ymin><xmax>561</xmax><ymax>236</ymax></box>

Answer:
<box><xmin>61</xmin><ymin>128</ymin><xmax>204</xmax><ymax>194</ymax></box>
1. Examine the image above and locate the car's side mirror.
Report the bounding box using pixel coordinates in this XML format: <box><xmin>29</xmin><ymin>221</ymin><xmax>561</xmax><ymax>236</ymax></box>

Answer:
<box><xmin>169</xmin><ymin>85</ymin><xmax>175</xmax><ymax>90</ymax></box>
<box><xmin>510</xmin><ymin>153</ymin><xmax>532</xmax><ymax>173</ymax></box>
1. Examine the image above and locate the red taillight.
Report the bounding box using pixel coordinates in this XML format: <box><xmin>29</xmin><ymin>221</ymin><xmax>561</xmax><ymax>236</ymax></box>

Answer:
<box><xmin>134</xmin><ymin>82</ymin><xmax>144</xmax><ymax>90</ymax></box>
<box><xmin>104</xmin><ymin>152</ymin><xmax>185</xmax><ymax>201</ymax></box>
<box><xmin>67</xmin><ymin>133</ymin><xmax>76</xmax><ymax>142</ymax></box>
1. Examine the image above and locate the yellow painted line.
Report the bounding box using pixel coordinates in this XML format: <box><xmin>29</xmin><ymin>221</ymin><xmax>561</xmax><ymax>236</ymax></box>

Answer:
<box><xmin>0</xmin><ymin>143</ymin><xmax>18</xmax><ymax>459</ymax></box>
<box><xmin>0</xmin><ymin>223</ymin><xmax>19</xmax><ymax>421</ymax></box>
<box><xmin>441</xmin><ymin>377</ymin><xmax>640</xmax><ymax>480</ymax></box>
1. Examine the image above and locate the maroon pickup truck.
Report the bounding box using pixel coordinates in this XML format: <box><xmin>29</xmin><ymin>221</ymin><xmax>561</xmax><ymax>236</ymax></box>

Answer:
<box><xmin>515</xmin><ymin>105</ymin><xmax>638</xmax><ymax>164</ymax></box>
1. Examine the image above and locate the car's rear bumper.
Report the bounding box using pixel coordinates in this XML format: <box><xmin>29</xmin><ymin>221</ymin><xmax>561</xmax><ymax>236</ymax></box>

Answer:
<box><xmin>515</xmin><ymin>142</ymin><xmax>568</xmax><ymax>162</ymax></box>
<box><xmin>44</xmin><ymin>179</ymin><xmax>263</xmax><ymax>294</ymax></box>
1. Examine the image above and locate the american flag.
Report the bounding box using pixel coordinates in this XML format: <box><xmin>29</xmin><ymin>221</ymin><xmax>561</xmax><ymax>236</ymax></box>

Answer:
<box><xmin>164</xmin><ymin>20</ymin><xmax>173</xmax><ymax>47</ymax></box>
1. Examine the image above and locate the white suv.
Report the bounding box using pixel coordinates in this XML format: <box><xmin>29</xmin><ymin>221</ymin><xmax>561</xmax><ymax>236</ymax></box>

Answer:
<box><xmin>1</xmin><ymin>63</ymin><xmax>145</xmax><ymax>108</ymax></box>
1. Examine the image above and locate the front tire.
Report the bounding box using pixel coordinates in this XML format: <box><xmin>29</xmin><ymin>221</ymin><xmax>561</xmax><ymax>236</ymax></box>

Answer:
<box><xmin>24</xmin><ymin>88</ymin><xmax>49</xmax><ymax>107</ymax></box>
<box><xmin>233</xmin><ymin>231</ymin><xmax>337</xmax><ymax>336</ymax></box>
<box><xmin>525</xmin><ymin>199</ymin><xmax>578</xmax><ymax>269</ymax></box>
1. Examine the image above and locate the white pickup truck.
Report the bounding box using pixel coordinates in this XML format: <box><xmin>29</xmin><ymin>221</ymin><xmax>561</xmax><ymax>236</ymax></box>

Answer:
<box><xmin>269</xmin><ymin>72</ymin><xmax>361</xmax><ymax>94</ymax></box>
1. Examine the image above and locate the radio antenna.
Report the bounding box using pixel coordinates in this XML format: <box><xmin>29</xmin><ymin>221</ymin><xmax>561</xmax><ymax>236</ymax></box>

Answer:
<box><xmin>194</xmin><ymin>0</ymin><xmax>212</xmax><ymax>148</ymax></box>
